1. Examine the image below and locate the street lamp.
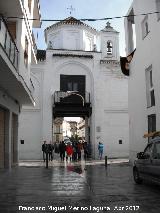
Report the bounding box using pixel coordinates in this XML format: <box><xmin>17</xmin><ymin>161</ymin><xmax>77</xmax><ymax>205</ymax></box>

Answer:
<box><xmin>66</xmin><ymin>91</ymin><xmax>84</xmax><ymax>106</ymax></box>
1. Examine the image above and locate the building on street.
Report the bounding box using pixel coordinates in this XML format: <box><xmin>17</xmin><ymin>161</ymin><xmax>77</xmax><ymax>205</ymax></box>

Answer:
<box><xmin>124</xmin><ymin>0</ymin><xmax>160</xmax><ymax>162</ymax></box>
<box><xmin>0</xmin><ymin>0</ymin><xmax>41</xmax><ymax>168</ymax></box>
<box><xmin>19</xmin><ymin>17</ymin><xmax>129</xmax><ymax>160</ymax></box>
<box><xmin>77</xmin><ymin>118</ymin><xmax>85</xmax><ymax>140</ymax></box>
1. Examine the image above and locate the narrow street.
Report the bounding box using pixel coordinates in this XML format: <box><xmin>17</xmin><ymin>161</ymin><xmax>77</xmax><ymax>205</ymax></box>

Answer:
<box><xmin>0</xmin><ymin>160</ymin><xmax>160</xmax><ymax>213</ymax></box>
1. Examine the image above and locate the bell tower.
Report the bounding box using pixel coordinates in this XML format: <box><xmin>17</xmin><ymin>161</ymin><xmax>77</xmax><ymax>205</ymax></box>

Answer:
<box><xmin>100</xmin><ymin>22</ymin><xmax>120</xmax><ymax>60</ymax></box>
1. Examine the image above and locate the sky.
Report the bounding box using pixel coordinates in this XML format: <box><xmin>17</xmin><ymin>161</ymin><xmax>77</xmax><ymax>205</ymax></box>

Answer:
<box><xmin>36</xmin><ymin>0</ymin><xmax>133</xmax><ymax>56</ymax></box>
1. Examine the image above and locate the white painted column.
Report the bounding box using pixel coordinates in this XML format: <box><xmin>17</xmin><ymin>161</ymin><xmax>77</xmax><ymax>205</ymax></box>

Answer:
<box><xmin>4</xmin><ymin>111</ymin><xmax>12</xmax><ymax>169</ymax></box>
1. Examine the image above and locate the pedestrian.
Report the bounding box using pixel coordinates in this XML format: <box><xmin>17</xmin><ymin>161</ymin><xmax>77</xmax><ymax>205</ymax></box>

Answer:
<box><xmin>72</xmin><ymin>142</ymin><xmax>77</xmax><ymax>161</ymax></box>
<box><xmin>66</xmin><ymin>143</ymin><xmax>73</xmax><ymax>161</ymax></box>
<box><xmin>59</xmin><ymin>141</ymin><xmax>66</xmax><ymax>161</ymax></box>
<box><xmin>77</xmin><ymin>142</ymin><xmax>82</xmax><ymax>160</ymax></box>
<box><xmin>48</xmin><ymin>141</ymin><xmax>54</xmax><ymax>161</ymax></box>
<box><xmin>83</xmin><ymin>142</ymin><xmax>89</xmax><ymax>160</ymax></box>
<box><xmin>54</xmin><ymin>141</ymin><xmax>59</xmax><ymax>153</ymax></box>
<box><xmin>42</xmin><ymin>141</ymin><xmax>47</xmax><ymax>162</ymax></box>
<box><xmin>98</xmin><ymin>142</ymin><xmax>104</xmax><ymax>160</ymax></box>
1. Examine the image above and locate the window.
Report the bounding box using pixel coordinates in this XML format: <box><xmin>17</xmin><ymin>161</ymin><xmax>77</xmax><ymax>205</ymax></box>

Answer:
<box><xmin>143</xmin><ymin>143</ymin><xmax>153</xmax><ymax>159</ymax></box>
<box><xmin>125</xmin><ymin>8</ymin><xmax>136</xmax><ymax>54</ymax></box>
<box><xmin>119</xmin><ymin>140</ymin><xmax>122</xmax><ymax>144</ymax></box>
<box><xmin>24</xmin><ymin>36</ymin><xmax>28</xmax><ymax>68</ymax></box>
<box><xmin>142</xmin><ymin>15</ymin><xmax>149</xmax><ymax>39</ymax></box>
<box><xmin>67</xmin><ymin>82</ymin><xmax>78</xmax><ymax>91</ymax></box>
<box><xmin>148</xmin><ymin>114</ymin><xmax>156</xmax><ymax>142</ymax></box>
<box><xmin>96</xmin><ymin>126</ymin><xmax>101</xmax><ymax>132</ymax></box>
<box><xmin>107</xmin><ymin>41</ymin><xmax>113</xmax><ymax>55</ymax></box>
<box><xmin>145</xmin><ymin>66</ymin><xmax>155</xmax><ymax>107</ymax></box>
<box><xmin>156</xmin><ymin>0</ymin><xmax>160</xmax><ymax>21</ymax></box>
<box><xmin>153</xmin><ymin>142</ymin><xmax>160</xmax><ymax>159</ymax></box>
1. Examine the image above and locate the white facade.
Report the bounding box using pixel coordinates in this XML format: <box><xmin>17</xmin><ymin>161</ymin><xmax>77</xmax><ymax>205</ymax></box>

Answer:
<box><xmin>77</xmin><ymin>118</ymin><xmax>85</xmax><ymax>139</ymax></box>
<box><xmin>0</xmin><ymin>0</ymin><xmax>41</xmax><ymax>168</ymax></box>
<box><xmin>63</xmin><ymin>120</ymin><xmax>72</xmax><ymax>138</ymax></box>
<box><xmin>124</xmin><ymin>0</ymin><xmax>160</xmax><ymax>162</ymax></box>
<box><xmin>19</xmin><ymin>17</ymin><xmax>129</xmax><ymax>160</ymax></box>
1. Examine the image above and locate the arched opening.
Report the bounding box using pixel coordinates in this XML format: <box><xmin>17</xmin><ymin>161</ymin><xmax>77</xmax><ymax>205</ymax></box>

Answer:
<box><xmin>107</xmin><ymin>41</ymin><xmax>113</xmax><ymax>55</ymax></box>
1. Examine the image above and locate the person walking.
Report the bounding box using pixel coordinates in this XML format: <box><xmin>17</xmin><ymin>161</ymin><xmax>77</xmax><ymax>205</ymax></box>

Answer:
<box><xmin>42</xmin><ymin>141</ymin><xmax>47</xmax><ymax>162</ymax></box>
<box><xmin>59</xmin><ymin>141</ymin><xmax>66</xmax><ymax>161</ymax></box>
<box><xmin>83</xmin><ymin>142</ymin><xmax>89</xmax><ymax>160</ymax></box>
<box><xmin>48</xmin><ymin>141</ymin><xmax>54</xmax><ymax>161</ymax></box>
<box><xmin>98</xmin><ymin>142</ymin><xmax>104</xmax><ymax>160</ymax></box>
<box><xmin>66</xmin><ymin>143</ymin><xmax>73</xmax><ymax>161</ymax></box>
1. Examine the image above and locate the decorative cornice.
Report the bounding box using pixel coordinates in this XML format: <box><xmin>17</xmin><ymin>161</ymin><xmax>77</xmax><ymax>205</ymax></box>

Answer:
<box><xmin>100</xmin><ymin>60</ymin><xmax>120</xmax><ymax>65</ymax></box>
<box><xmin>52</xmin><ymin>53</ymin><xmax>93</xmax><ymax>59</ymax></box>
<box><xmin>45</xmin><ymin>16</ymin><xmax>97</xmax><ymax>33</ymax></box>
<box><xmin>104</xmin><ymin>108</ymin><xmax>128</xmax><ymax>113</ymax></box>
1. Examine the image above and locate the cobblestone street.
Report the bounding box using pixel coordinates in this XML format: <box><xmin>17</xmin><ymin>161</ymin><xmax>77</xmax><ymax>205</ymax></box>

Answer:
<box><xmin>0</xmin><ymin>160</ymin><xmax>160</xmax><ymax>213</ymax></box>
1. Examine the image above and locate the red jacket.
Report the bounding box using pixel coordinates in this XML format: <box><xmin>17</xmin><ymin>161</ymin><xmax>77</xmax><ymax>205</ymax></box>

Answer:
<box><xmin>66</xmin><ymin>145</ymin><xmax>73</xmax><ymax>155</ymax></box>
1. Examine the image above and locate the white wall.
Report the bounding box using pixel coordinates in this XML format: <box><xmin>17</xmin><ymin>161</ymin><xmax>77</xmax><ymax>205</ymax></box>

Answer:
<box><xmin>125</xmin><ymin>0</ymin><xmax>160</xmax><ymax>163</ymax></box>
<box><xmin>19</xmin><ymin>20</ymin><xmax>129</xmax><ymax>160</ymax></box>
<box><xmin>18</xmin><ymin>64</ymin><xmax>44</xmax><ymax>160</ymax></box>
<box><xmin>19</xmin><ymin>110</ymin><xmax>42</xmax><ymax>159</ymax></box>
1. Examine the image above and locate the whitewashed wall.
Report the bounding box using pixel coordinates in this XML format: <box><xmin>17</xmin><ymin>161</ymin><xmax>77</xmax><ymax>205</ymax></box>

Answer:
<box><xmin>125</xmin><ymin>0</ymin><xmax>160</xmax><ymax>163</ymax></box>
<box><xmin>19</xmin><ymin>20</ymin><xmax>129</xmax><ymax>160</ymax></box>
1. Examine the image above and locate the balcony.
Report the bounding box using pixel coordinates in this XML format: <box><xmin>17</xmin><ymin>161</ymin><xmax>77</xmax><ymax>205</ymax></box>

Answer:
<box><xmin>0</xmin><ymin>1</ymin><xmax>23</xmax><ymax>18</ymax></box>
<box><xmin>0</xmin><ymin>16</ymin><xmax>35</xmax><ymax>105</ymax></box>
<box><xmin>54</xmin><ymin>91</ymin><xmax>91</xmax><ymax>105</ymax></box>
<box><xmin>0</xmin><ymin>16</ymin><xmax>19</xmax><ymax>70</ymax></box>
<box><xmin>53</xmin><ymin>91</ymin><xmax>92</xmax><ymax>118</ymax></box>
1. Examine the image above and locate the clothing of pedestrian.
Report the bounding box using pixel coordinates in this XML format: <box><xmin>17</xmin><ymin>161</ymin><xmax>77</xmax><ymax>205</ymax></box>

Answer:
<box><xmin>48</xmin><ymin>142</ymin><xmax>54</xmax><ymax>161</ymax></box>
<box><xmin>42</xmin><ymin>141</ymin><xmax>47</xmax><ymax>162</ymax></box>
<box><xmin>59</xmin><ymin>141</ymin><xmax>66</xmax><ymax>161</ymax></box>
<box><xmin>72</xmin><ymin>142</ymin><xmax>77</xmax><ymax>161</ymax></box>
<box><xmin>77</xmin><ymin>142</ymin><xmax>82</xmax><ymax>160</ymax></box>
<box><xmin>98</xmin><ymin>142</ymin><xmax>104</xmax><ymax>160</ymax></box>
<box><xmin>54</xmin><ymin>142</ymin><xmax>59</xmax><ymax>153</ymax></box>
<box><xmin>83</xmin><ymin>142</ymin><xmax>89</xmax><ymax>160</ymax></box>
<box><xmin>66</xmin><ymin>144</ymin><xmax>73</xmax><ymax>161</ymax></box>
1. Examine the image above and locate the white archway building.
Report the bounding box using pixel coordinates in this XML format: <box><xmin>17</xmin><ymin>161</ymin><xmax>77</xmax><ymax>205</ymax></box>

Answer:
<box><xmin>19</xmin><ymin>17</ymin><xmax>129</xmax><ymax>160</ymax></box>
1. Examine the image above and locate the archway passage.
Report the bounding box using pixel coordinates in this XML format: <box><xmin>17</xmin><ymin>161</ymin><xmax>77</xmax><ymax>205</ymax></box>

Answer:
<box><xmin>53</xmin><ymin>92</ymin><xmax>92</xmax><ymax>117</ymax></box>
<box><xmin>53</xmin><ymin>116</ymin><xmax>91</xmax><ymax>162</ymax></box>
<box><xmin>53</xmin><ymin>90</ymin><xmax>92</xmax><ymax>143</ymax></box>
<box><xmin>52</xmin><ymin>73</ymin><xmax>92</xmax><ymax>160</ymax></box>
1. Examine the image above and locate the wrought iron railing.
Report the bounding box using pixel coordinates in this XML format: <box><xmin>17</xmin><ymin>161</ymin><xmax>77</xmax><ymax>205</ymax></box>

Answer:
<box><xmin>0</xmin><ymin>16</ymin><xmax>19</xmax><ymax>70</ymax></box>
<box><xmin>54</xmin><ymin>91</ymin><xmax>91</xmax><ymax>105</ymax></box>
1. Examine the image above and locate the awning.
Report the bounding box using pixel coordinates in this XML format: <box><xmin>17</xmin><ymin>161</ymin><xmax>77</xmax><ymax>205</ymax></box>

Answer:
<box><xmin>120</xmin><ymin>49</ymin><xmax>136</xmax><ymax>76</ymax></box>
<box><xmin>143</xmin><ymin>131</ymin><xmax>160</xmax><ymax>138</ymax></box>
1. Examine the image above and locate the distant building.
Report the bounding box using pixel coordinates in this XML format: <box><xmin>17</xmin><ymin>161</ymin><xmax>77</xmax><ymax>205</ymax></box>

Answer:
<box><xmin>0</xmin><ymin>0</ymin><xmax>41</xmax><ymax>168</ymax></box>
<box><xmin>62</xmin><ymin>120</ymin><xmax>72</xmax><ymax>139</ymax></box>
<box><xmin>124</xmin><ymin>0</ymin><xmax>160</xmax><ymax>162</ymax></box>
<box><xmin>77</xmin><ymin>118</ymin><xmax>85</xmax><ymax>140</ymax></box>
<box><xmin>54</xmin><ymin>117</ymin><xmax>63</xmax><ymax>142</ymax></box>
<box><xmin>19</xmin><ymin>17</ymin><xmax>129</xmax><ymax>160</ymax></box>
<box><xmin>69</xmin><ymin>121</ymin><xmax>77</xmax><ymax>138</ymax></box>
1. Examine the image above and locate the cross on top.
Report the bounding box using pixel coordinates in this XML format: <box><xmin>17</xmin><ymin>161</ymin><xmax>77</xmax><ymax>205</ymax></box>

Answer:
<box><xmin>67</xmin><ymin>5</ymin><xmax>75</xmax><ymax>15</ymax></box>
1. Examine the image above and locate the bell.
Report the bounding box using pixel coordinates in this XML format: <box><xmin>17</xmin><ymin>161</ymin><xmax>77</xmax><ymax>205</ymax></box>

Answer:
<box><xmin>107</xmin><ymin>42</ymin><xmax>112</xmax><ymax>53</ymax></box>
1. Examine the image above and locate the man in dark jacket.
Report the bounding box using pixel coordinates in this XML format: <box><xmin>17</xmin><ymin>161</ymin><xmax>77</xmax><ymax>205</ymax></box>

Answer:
<box><xmin>59</xmin><ymin>141</ymin><xmax>66</xmax><ymax>161</ymax></box>
<box><xmin>42</xmin><ymin>141</ymin><xmax>47</xmax><ymax>162</ymax></box>
<box><xmin>48</xmin><ymin>141</ymin><xmax>54</xmax><ymax>161</ymax></box>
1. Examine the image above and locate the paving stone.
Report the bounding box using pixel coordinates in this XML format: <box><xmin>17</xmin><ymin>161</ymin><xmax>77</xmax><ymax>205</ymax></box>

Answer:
<box><xmin>0</xmin><ymin>161</ymin><xmax>160</xmax><ymax>213</ymax></box>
